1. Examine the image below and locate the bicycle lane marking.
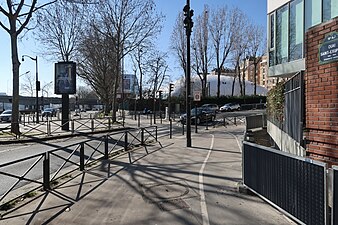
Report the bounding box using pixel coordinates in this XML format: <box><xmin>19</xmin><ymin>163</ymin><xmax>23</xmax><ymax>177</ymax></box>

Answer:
<box><xmin>199</xmin><ymin>134</ymin><xmax>214</xmax><ymax>225</ymax></box>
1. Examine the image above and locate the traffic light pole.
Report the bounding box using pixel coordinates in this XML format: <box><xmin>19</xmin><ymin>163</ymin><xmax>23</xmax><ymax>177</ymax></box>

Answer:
<box><xmin>184</xmin><ymin>0</ymin><xmax>193</xmax><ymax>147</ymax></box>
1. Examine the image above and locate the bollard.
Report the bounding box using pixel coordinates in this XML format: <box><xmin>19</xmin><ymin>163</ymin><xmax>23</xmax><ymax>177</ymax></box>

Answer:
<box><xmin>138</xmin><ymin>113</ymin><xmax>140</xmax><ymax>127</ymax></box>
<box><xmin>234</xmin><ymin>117</ymin><xmax>237</xmax><ymax>126</ymax></box>
<box><xmin>155</xmin><ymin>126</ymin><xmax>158</xmax><ymax>141</ymax></box>
<box><xmin>43</xmin><ymin>153</ymin><xmax>50</xmax><ymax>191</ymax></box>
<box><xmin>169</xmin><ymin>119</ymin><xmax>172</xmax><ymax>139</ymax></box>
<box><xmin>182</xmin><ymin>123</ymin><xmax>185</xmax><ymax>135</ymax></box>
<box><xmin>91</xmin><ymin>118</ymin><xmax>94</xmax><ymax>132</ymax></box>
<box><xmin>71</xmin><ymin>120</ymin><xmax>75</xmax><ymax>133</ymax></box>
<box><xmin>104</xmin><ymin>135</ymin><xmax>109</xmax><ymax>159</ymax></box>
<box><xmin>205</xmin><ymin>119</ymin><xmax>209</xmax><ymax>130</ymax></box>
<box><xmin>124</xmin><ymin>131</ymin><xmax>128</xmax><ymax>151</ymax></box>
<box><xmin>108</xmin><ymin>117</ymin><xmax>111</xmax><ymax>130</ymax></box>
<box><xmin>223</xmin><ymin>117</ymin><xmax>226</xmax><ymax>127</ymax></box>
<box><xmin>150</xmin><ymin>114</ymin><xmax>152</xmax><ymax>126</ymax></box>
<box><xmin>80</xmin><ymin>143</ymin><xmax>85</xmax><ymax>171</ymax></box>
<box><xmin>141</xmin><ymin>128</ymin><xmax>144</xmax><ymax>145</ymax></box>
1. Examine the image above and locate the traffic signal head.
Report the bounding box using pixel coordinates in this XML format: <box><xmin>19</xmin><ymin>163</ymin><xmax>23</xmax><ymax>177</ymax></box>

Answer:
<box><xmin>169</xmin><ymin>83</ymin><xmax>174</xmax><ymax>93</ymax></box>
<box><xmin>183</xmin><ymin>5</ymin><xmax>189</xmax><ymax>16</ymax></box>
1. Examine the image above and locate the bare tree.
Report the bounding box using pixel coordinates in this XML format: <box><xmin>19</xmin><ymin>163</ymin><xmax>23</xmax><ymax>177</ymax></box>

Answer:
<box><xmin>147</xmin><ymin>51</ymin><xmax>168</xmax><ymax>116</ymax></box>
<box><xmin>209</xmin><ymin>6</ymin><xmax>244</xmax><ymax>98</ymax></box>
<box><xmin>20</xmin><ymin>72</ymin><xmax>34</xmax><ymax>97</ymax></box>
<box><xmin>77</xmin><ymin>86</ymin><xmax>96</xmax><ymax>99</ymax></box>
<box><xmin>131</xmin><ymin>43</ymin><xmax>152</xmax><ymax>100</ymax></box>
<box><xmin>77</xmin><ymin>23</ymin><xmax>117</xmax><ymax>114</ymax></box>
<box><xmin>0</xmin><ymin>0</ymin><xmax>57</xmax><ymax>134</ymax></box>
<box><xmin>192</xmin><ymin>5</ymin><xmax>212</xmax><ymax>98</ymax></box>
<box><xmin>91</xmin><ymin>0</ymin><xmax>164</xmax><ymax>121</ymax></box>
<box><xmin>247</xmin><ymin>24</ymin><xmax>266</xmax><ymax>96</ymax></box>
<box><xmin>34</xmin><ymin>0</ymin><xmax>87</xmax><ymax>62</ymax></box>
<box><xmin>170</xmin><ymin>12</ymin><xmax>187</xmax><ymax>79</ymax></box>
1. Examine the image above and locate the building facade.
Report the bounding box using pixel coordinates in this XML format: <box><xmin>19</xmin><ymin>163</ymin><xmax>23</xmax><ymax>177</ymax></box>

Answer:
<box><xmin>267</xmin><ymin>0</ymin><xmax>338</xmax><ymax>165</ymax></box>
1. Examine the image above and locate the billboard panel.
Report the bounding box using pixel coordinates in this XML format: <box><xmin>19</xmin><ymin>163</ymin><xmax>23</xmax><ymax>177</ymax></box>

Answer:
<box><xmin>54</xmin><ymin>62</ymin><xmax>76</xmax><ymax>94</ymax></box>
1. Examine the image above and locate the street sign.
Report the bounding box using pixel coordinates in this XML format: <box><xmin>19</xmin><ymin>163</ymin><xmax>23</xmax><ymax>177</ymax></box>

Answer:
<box><xmin>193</xmin><ymin>91</ymin><xmax>201</xmax><ymax>101</ymax></box>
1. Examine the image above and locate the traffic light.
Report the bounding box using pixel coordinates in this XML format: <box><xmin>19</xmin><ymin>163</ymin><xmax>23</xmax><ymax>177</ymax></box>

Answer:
<box><xmin>169</xmin><ymin>83</ymin><xmax>174</xmax><ymax>94</ymax></box>
<box><xmin>183</xmin><ymin>4</ymin><xmax>194</xmax><ymax>35</ymax></box>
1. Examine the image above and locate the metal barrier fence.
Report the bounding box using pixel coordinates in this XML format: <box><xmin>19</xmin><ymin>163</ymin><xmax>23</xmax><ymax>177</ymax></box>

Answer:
<box><xmin>0</xmin><ymin>116</ymin><xmax>123</xmax><ymax>140</ymax></box>
<box><xmin>333</xmin><ymin>166</ymin><xmax>338</xmax><ymax>225</ymax></box>
<box><xmin>0</xmin><ymin>126</ymin><xmax>160</xmax><ymax>211</ymax></box>
<box><xmin>284</xmin><ymin>71</ymin><xmax>304</xmax><ymax>144</ymax></box>
<box><xmin>243</xmin><ymin>141</ymin><xmax>327</xmax><ymax>225</ymax></box>
<box><xmin>245</xmin><ymin>114</ymin><xmax>266</xmax><ymax>130</ymax></box>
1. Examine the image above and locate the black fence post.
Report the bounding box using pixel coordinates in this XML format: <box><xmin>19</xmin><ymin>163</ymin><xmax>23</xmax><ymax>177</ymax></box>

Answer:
<box><xmin>150</xmin><ymin>114</ymin><xmax>152</xmax><ymax>126</ymax></box>
<box><xmin>104</xmin><ymin>135</ymin><xmax>109</xmax><ymax>159</ymax></box>
<box><xmin>182</xmin><ymin>123</ymin><xmax>185</xmax><ymax>135</ymax></box>
<box><xmin>71</xmin><ymin>120</ymin><xmax>75</xmax><ymax>133</ymax></box>
<box><xmin>124</xmin><ymin>131</ymin><xmax>128</xmax><ymax>152</ymax></box>
<box><xmin>80</xmin><ymin>142</ymin><xmax>85</xmax><ymax>171</ymax></box>
<box><xmin>138</xmin><ymin>113</ymin><xmax>140</xmax><ymax>127</ymax></box>
<box><xmin>205</xmin><ymin>119</ymin><xmax>209</xmax><ymax>130</ymax></box>
<box><xmin>43</xmin><ymin>152</ymin><xmax>50</xmax><ymax>191</ymax></box>
<box><xmin>155</xmin><ymin>126</ymin><xmax>158</xmax><ymax>141</ymax></box>
<box><xmin>91</xmin><ymin>118</ymin><xmax>94</xmax><ymax>132</ymax></box>
<box><xmin>108</xmin><ymin>118</ymin><xmax>111</xmax><ymax>130</ymax></box>
<box><xmin>169</xmin><ymin>119</ymin><xmax>172</xmax><ymax>139</ymax></box>
<box><xmin>141</xmin><ymin>128</ymin><xmax>144</xmax><ymax>145</ymax></box>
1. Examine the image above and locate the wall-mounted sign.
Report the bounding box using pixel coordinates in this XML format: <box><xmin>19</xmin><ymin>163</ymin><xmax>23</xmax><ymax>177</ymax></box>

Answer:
<box><xmin>54</xmin><ymin>62</ymin><xmax>76</xmax><ymax>94</ymax></box>
<box><xmin>319</xmin><ymin>32</ymin><xmax>338</xmax><ymax>64</ymax></box>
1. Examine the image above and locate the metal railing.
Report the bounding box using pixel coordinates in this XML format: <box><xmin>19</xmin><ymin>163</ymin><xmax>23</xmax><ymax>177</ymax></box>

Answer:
<box><xmin>0</xmin><ymin>126</ymin><xmax>160</xmax><ymax>211</ymax></box>
<box><xmin>245</xmin><ymin>114</ymin><xmax>266</xmax><ymax>130</ymax></box>
<box><xmin>243</xmin><ymin>141</ymin><xmax>327</xmax><ymax>225</ymax></box>
<box><xmin>0</xmin><ymin>116</ymin><xmax>123</xmax><ymax>140</ymax></box>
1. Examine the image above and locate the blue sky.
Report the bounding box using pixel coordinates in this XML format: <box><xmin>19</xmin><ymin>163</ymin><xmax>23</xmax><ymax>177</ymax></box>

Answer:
<box><xmin>0</xmin><ymin>0</ymin><xmax>267</xmax><ymax>96</ymax></box>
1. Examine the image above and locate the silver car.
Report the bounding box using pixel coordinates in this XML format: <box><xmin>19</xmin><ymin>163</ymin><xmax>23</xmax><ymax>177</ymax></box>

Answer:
<box><xmin>0</xmin><ymin>110</ymin><xmax>12</xmax><ymax>122</ymax></box>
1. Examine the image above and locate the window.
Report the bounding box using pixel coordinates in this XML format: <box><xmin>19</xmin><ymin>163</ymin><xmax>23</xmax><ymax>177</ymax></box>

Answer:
<box><xmin>290</xmin><ymin>0</ymin><xmax>304</xmax><ymax>61</ymax></box>
<box><xmin>276</xmin><ymin>4</ymin><xmax>289</xmax><ymax>64</ymax></box>
<box><xmin>305</xmin><ymin>0</ymin><xmax>322</xmax><ymax>30</ymax></box>
<box><xmin>323</xmin><ymin>0</ymin><xmax>338</xmax><ymax>22</ymax></box>
<box><xmin>270</xmin><ymin>14</ymin><xmax>275</xmax><ymax>49</ymax></box>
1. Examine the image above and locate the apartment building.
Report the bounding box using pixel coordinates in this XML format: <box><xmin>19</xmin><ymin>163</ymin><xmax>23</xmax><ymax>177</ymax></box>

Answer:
<box><xmin>267</xmin><ymin>0</ymin><xmax>338</xmax><ymax>165</ymax></box>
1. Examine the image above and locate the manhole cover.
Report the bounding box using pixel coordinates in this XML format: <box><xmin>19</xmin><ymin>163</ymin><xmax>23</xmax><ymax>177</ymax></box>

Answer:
<box><xmin>144</xmin><ymin>182</ymin><xmax>189</xmax><ymax>201</ymax></box>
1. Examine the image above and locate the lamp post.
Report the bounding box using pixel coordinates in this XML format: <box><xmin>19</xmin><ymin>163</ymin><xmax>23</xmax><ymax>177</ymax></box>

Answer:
<box><xmin>22</xmin><ymin>55</ymin><xmax>40</xmax><ymax>123</ymax></box>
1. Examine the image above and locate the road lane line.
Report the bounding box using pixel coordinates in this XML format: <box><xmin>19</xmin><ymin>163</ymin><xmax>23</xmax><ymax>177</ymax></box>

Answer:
<box><xmin>199</xmin><ymin>134</ymin><xmax>214</xmax><ymax>225</ymax></box>
<box><xmin>225</xmin><ymin>131</ymin><xmax>242</xmax><ymax>152</ymax></box>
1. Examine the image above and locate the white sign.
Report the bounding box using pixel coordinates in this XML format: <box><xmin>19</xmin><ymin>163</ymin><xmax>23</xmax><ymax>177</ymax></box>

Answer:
<box><xmin>193</xmin><ymin>91</ymin><xmax>201</xmax><ymax>101</ymax></box>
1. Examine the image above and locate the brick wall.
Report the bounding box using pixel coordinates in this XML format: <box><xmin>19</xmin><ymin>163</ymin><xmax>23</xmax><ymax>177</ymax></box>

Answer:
<box><xmin>305</xmin><ymin>18</ymin><xmax>338</xmax><ymax>166</ymax></box>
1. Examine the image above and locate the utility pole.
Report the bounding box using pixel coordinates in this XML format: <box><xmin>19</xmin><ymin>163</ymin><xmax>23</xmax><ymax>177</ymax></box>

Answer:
<box><xmin>183</xmin><ymin>0</ymin><xmax>194</xmax><ymax>147</ymax></box>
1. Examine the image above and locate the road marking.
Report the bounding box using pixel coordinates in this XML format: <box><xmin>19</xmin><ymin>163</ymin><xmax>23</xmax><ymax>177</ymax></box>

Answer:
<box><xmin>225</xmin><ymin>131</ymin><xmax>242</xmax><ymax>152</ymax></box>
<box><xmin>199</xmin><ymin>134</ymin><xmax>214</xmax><ymax>225</ymax></box>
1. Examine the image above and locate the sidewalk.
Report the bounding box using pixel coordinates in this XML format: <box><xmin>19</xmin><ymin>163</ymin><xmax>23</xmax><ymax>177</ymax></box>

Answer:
<box><xmin>0</xmin><ymin>124</ymin><xmax>295</xmax><ymax>225</ymax></box>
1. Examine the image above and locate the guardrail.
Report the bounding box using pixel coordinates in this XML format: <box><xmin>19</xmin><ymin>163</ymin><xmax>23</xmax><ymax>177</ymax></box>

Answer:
<box><xmin>0</xmin><ymin>126</ymin><xmax>160</xmax><ymax>212</ymax></box>
<box><xmin>243</xmin><ymin>141</ymin><xmax>327</xmax><ymax>225</ymax></box>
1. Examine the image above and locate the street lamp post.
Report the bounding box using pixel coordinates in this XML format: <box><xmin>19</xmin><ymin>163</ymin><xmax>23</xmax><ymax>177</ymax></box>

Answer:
<box><xmin>22</xmin><ymin>55</ymin><xmax>40</xmax><ymax>123</ymax></box>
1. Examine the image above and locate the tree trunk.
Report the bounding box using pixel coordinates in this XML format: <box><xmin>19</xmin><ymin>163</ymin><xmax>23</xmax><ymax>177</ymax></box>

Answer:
<box><xmin>217</xmin><ymin>70</ymin><xmax>221</xmax><ymax>98</ymax></box>
<box><xmin>238</xmin><ymin>62</ymin><xmax>243</xmax><ymax>96</ymax></box>
<box><xmin>10</xmin><ymin>32</ymin><xmax>20</xmax><ymax>135</ymax></box>
<box><xmin>231</xmin><ymin>75</ymin><xmax>236</xmax><ymax>97</ymax></box>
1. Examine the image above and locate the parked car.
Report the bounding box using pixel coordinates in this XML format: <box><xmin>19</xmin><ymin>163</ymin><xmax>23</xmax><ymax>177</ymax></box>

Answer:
<box><xmin>201</xmin><ymin>104</ymin><xmax>219</xmax><ymax>113</ymax></box>
<box><xmin>180</xmin><ymin>107</ymin><xmax>216</xmax><ymax>125</ymax></box>
<box><xmin>0</xmin><ymin>110</ymin><xmax>12</xmax><ymax>122</ymax></box>
<box><xmin>42</xmin><ymin>108</ymin><xmax>57</xmax><ymax>117</ymax></box>
<box><xmin>219</xmin><ymin>103</ymin><xmax>241</xmax><ymax>112</ymax></box>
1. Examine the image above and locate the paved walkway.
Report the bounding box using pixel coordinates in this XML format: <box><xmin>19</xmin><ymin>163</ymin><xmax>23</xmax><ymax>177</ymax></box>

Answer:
<box><xmin>0</xmin><ymin>124</ymin><xmax>295</xmax><ymax>225</ymax></box>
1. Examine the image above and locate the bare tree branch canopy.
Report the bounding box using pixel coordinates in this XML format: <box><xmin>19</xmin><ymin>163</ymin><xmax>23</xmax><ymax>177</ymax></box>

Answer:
<box><xmin>20</xmin><ymin>72</ymin><xmax>34</xmax><ymax>97</ymax></box>
<box><xmin>192</xmin><ymin>5</ymin><xmax>212</xmax><ymax>98</ymax></box>
<box><xmin>35</xmin><ymin>0</ymin><xmax>87</xmax><ymax>61</ymax></box>
<box><xmin>209</xmin><ymin>6</ymin><xmax>244</xmax><ymax>98</ymax></box>
<box><xmin>77</xmin><ymin>23</ymin><xmax>117</xmax><ymax>114</ymax></box>
<box><xmin>89</xmin><ymin>0</ymin><xmax>164</xmax><ymax>120</ymax></box>
<box><xmin>0</xmin><ymin>0</ymin><xmax>56</xmax><ymax>134</ymax></box>
<box><xmin>247</xmin><ymin>24</ymin><xmax>266</xmax><ymax>95</ymax></box>
<box><xmin>170</xmin><ymin>12</ymin><xmax>187</xmax><ymax>79</ymax></box>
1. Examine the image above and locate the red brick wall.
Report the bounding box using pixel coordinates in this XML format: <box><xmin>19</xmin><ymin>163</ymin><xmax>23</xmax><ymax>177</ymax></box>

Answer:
<box><xmin>305</xmin><ymin>18</ymin><xmax>338</xmax><ymax>166</ymax></box>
